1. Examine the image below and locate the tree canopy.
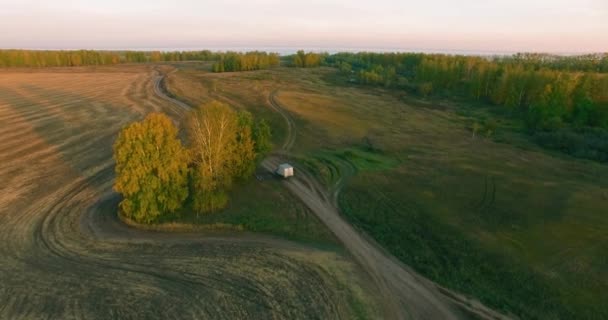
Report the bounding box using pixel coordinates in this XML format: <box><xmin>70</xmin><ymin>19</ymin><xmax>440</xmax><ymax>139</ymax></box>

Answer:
<box><xmin>187</xmin><ymin>101</ymin><xmax>238</xmax><ymax>213</ymax></box>
<box><xmin>292</xmin><ymin>50</ymin><xmax>325</xmax><ymax>68</ymax></box>
<box><xmin>113</xmin><ymin>113</ymin><xmax>189</xmax><ymax>223</ymax></box>
<box><xmin>186</xmin><ymin>101</ymin><xmax>268</xmax><ymax>214</ymax></box>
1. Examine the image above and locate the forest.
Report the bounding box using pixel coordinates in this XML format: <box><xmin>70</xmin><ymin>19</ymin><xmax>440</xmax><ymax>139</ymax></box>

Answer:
<box><xmin>327</xmin><ymin>52</ymin><xmax>608</xmax><ymax>162</ymax></box>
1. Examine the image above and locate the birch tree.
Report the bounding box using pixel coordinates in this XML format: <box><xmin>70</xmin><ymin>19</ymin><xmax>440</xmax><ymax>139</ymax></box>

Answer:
<box><xmin>187</xmin><ymin>101</ymin><xmax>238</xmax><ymax>213</ymax></box>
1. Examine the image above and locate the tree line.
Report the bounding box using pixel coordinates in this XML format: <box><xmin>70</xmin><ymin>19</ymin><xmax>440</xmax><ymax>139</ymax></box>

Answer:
<box><xmin>0</xmin><ymin>50</ymin><xmax>122</xmax><ymax>67</ymax></box>
<box><xmin>501</xmin><ymin>53</ymin><xmax>608</xmax><ymax>73</ymax></box>
<box><xmin>211</xmin><ymin>51</ymin><xmax>280</xmax><ymax>72</ymax></box>
<box><xmin>113</xmin><ymin>102</ymin><xmax>272</xmax><ymax>223</ymax></box>
<box><xmin>0</xmin><ymin>49</ymin><xmax>276</xmax><ymax>68</ymax></box>
<box><xmin>0</xmin><ymin>49</ymin><xmax>326</xmax><ymax>71</ymax></box>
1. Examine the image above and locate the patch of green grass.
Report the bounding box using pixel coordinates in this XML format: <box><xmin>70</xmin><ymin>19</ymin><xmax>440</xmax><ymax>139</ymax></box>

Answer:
<box><xmin>335</xmin><ymin>148</ymin><xmax>399</xmax><ymax>171</ymax></box>
<box><xmin>333</xmin><ymin>138</ymin><xmax>608</xmax><ymax>319</ymax></box>
<box><xmin>299</xmin><ymin>147</ymin><xmax>399</xmax><ymax>187</ymax></box>
<box><xmin>345</xmin><ymin>287</ymin><xmax>371</xmax><ymax>320</ymax></box>
<box><xmin>159</xmin><ymin>173</ymin><xmax>338</xmax><ymax>246</ymax></box>
<box><xmin>339</xmin><ymin>180</ymin><xmax>575</xmax><ymax>319</ymax></box>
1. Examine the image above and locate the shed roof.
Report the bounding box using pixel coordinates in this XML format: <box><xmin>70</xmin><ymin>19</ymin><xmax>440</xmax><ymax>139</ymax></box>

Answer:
<box><xmin>278</xmin><ymin>163</ymin><xmax>293</xmax><ymax>170</ymax></box>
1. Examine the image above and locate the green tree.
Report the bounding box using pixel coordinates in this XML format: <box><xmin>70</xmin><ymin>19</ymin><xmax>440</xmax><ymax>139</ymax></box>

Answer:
<box><xmin>338</xmin><ymin>61</ymin><xmax>352</xmax><ymax>73</ymax></box>
<box><xmin>187</xmin><ymin>101</ymin><xmax>238</xmax><ymax>213</ymax></box>
<box><xmin>233</xmin><ymin>111</ymin><xmax>257</xmax><ymax>179</ymax></box>
<box><xmin>253</xmin><ymin>119</ymin><xmax>272</xmax><ymax>155</ymax></box>
<box><xmin>294</xmin><ymin>50</ymin><xmax>305</xmax><ymax>67</ymax></box>
<box><xmin>186</xmin><ymin>101</ymin><xmax>268</xmax><ymax>213</ymax></box>
<box><xmin>113</xmin><ymin>113</ymin><xmax>189</xmax><ymax>223</ymax></box>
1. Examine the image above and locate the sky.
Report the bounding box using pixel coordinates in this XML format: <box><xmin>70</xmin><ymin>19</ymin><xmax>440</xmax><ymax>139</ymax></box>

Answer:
<box><xmin>1</xmin><ymin>0</ymin><xmax>607</xmax><ymax>54</ymax></box>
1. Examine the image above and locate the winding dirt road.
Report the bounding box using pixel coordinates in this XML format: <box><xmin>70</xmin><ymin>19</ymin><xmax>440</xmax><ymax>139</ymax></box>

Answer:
<box><xmin>0</xmin><ymin>69</ymin><xmax>378</xmax><ymax>319</ymax></box>
<box><xmin>263</xmin><ymin>90</ymin><xmax>509</xmax><ymax>320</ymax></box>
<box><xmin>153</xmin><ymin>72</ymin><xmax>191</xmax><ymax>113</ymax></box>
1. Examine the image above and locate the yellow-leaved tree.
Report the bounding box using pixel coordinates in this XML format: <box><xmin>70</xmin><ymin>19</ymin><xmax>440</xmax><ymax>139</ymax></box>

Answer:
<box><xmin>113</xmin><ymin>113</ymin><xmax>189</xmax><ymax>223</ymax></box>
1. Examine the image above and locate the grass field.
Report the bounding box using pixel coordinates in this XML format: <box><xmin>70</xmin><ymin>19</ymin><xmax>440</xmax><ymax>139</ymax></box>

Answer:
<box><xmin>160</xmin><ymin>173</ymin><xmax>339</xmax><ymax>246</ymax></box>
<box><xmin>166</xmin><ymin>64</ymin><xmax>608</xmax><ymax>319</ymax></box>
<box><xmin>0</xmin><ymin>66</ymin><xmax>381</xmax><ymax>319</ymax></box>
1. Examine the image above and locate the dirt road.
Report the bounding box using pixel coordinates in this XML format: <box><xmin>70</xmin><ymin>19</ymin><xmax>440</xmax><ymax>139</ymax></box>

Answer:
<box><xmin>0</xmin><ymin>69</ymin><xmax>379</xmax><ymax>319</ymax></box>
<box><xmin>153</xmin><ymin>72</ymin><xmax>191</xmax><ymax>112</ymax></box>
<box><xmin>264</xmin><ymin>90</ymin><xmax>509</xmax><ymax>320</ymax></box>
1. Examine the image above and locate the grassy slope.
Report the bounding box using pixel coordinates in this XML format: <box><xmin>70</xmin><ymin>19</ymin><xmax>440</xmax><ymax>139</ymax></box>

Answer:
<box><xmin>296</xmin><ymin>76</ymin><xmax>608</xmax><ymax>319</ymax></box>
<box><xmin>167</xmin><ymin>64</ymin><xmax>608</xmax><ymax>319</ymax></box>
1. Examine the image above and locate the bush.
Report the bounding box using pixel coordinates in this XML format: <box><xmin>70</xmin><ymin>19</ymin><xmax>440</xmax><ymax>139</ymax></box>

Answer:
<box><xmin>534</xmin><ymin>127</ymin><xmax>608</xmax><ymax>162</ymax></box>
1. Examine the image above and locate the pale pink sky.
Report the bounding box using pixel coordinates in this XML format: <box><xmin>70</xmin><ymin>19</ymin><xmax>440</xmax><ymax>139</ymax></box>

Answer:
<box><xmin>1</xmin><ymin>0</ymin><xmax>607</xmax><ymax>53</ymax></box>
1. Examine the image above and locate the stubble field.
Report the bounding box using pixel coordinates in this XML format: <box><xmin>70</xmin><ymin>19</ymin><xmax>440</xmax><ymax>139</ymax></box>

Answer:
<box><xmin>0</xmin><ymin>66</ymin><xmax>380</xmax><ymax>319</ymax></box>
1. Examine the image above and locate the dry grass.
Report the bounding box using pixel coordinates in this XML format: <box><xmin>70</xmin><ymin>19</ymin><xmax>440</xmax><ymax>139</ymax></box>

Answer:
<box><xmin>0</xmin><ymin>65</ymin><xmax>382</xmax><ymax>319</ymax></box>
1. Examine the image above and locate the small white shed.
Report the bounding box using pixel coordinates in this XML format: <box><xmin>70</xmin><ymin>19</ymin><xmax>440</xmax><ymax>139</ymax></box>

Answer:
<box><xmin>276</xmin><ymin>163</ymin><xmax>294</xmax><ymax>178</ymax></box>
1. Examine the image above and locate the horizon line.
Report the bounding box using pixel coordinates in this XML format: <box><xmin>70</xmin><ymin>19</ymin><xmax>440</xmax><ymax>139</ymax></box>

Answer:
<box><xmin>1</xmin><ymin>46</ymin><xmax>607</xmax><ymax>57</ymax></box>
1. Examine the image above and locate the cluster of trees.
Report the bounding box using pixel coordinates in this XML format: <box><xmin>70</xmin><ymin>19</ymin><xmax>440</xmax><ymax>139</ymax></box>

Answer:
<box><xmin>113</xmin><ymin>102</ymin><xmax>272</xmax><ymax>223</ymax></box>
<box><xmin>211</xmin><ymin>51</ymin><xmax>280</xmax><ymax>72</ymax></box>
<box><xmin>291</xmin><ymin>50</ymin><xmax>325</xmax><ymax>68</ymax></box>
<box><xmin>329</xmin><ymin>52</ymin><xmax>608</xmax><ymax>131</ymax></box>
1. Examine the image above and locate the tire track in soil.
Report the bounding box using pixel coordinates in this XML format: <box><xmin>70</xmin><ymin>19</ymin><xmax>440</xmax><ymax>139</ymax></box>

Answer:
<box><xmin>267</xmin><ymin>90</ymin><xmax>297</xmax><ymax>152</ymax></box>
<box><xmin>264</xmin><ymin>90</ymin><xmax>510</xmax><ymax>320</ymax></box>
<box><xmin>0</xmin><ymin>69</ymin><xmax>374</xmax><ymax>320</ymax></box>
